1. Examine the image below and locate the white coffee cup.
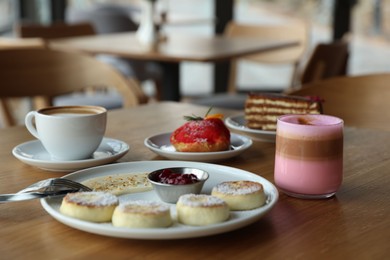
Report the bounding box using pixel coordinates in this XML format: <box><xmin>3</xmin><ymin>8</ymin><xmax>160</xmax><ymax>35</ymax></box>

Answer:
<box><xmin>25</xmin><ymin>106</ymin><xmax>107</xmax><ymax>161</ymax></box>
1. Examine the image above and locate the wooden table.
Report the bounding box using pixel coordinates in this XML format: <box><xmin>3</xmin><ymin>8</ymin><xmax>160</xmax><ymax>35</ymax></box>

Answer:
<box><xmin>49</xmin><ymin>32</ymin><xmax>298</xmax><ymax>101</ymax></box>
<box><xmin>0</xmin><ymin>37</ymin><xmax>44</xmax><ymax>49</ymax></box>
<box><xmin>1</xmin><ymin>102</ymin><xmax>389</xmax><ymax>259</ymax></box>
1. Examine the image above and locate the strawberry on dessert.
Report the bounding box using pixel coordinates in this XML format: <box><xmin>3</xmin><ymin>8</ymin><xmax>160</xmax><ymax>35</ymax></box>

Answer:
<box><xmin>170</xmin><ymin>108</ymin><xmax>231</xmax><ymax>152</ymax></box>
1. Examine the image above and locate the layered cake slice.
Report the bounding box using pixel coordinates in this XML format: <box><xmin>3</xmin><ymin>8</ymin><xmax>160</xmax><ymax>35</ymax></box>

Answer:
<box><xmin>245</xmin><ymin>93</ymin><xmax>323</xmax><ymax>131</ymax></box>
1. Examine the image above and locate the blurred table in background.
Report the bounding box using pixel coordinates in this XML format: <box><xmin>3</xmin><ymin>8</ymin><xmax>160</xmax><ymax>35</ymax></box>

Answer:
<box><xmin>0</xmin><ymin>37</ymin><xmax>44</xmax><ymax>49</ymax></box>
<box><xmin>49</xmin><ymin>32</ymin><xmax>298</xmax><ymax>101</ymax></box>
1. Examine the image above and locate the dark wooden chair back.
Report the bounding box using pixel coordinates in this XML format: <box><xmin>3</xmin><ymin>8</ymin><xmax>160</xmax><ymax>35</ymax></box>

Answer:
<box><xmin>300</xmin><ymin>41</ymin><xmax>349</xmax><ymax>85</ymax></box>
<box><xmin>17</xmin><ymin>22</ymin><xmax>96</xmax><ymax>40</ymax></box>
<box><xmin>0</xmin><ymin>48</ymin><xmax>143</xmax><ymax>127</ymax></box>
<box><xmin>289</xmin><ymin>73</ymin><xmax>390</xmax><ymax>131</ymax></box>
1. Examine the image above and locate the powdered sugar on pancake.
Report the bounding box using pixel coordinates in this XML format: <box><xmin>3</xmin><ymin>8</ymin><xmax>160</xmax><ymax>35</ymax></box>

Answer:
<box><xmin>213</xmin><ymin>181</ymin><xmax>263</xmax><ymax>195</ymax></box>
<box><xmin>63</xmin><ymin>191</ymin><xmax>119</xmax><ymax>207</ymax></box>
<box><xmin>178</xmin><ymin>194</ymin><xmax>227</xmax><ymax>207</ymax></box>
<box><xmin>116</xmin><ymin>200</ymin><xmax>170</xmax><ymax>215</ymax></box>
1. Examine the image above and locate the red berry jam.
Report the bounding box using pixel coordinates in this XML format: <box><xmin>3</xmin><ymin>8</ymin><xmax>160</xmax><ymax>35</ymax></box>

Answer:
<box><xmin>156</xmin><ymin>169</ymin><xmax>199</xmax><ymax>185</ymax></box>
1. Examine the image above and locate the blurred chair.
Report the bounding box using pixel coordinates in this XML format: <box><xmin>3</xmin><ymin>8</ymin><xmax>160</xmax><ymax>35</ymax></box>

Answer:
<box><xmin>225</xmin><ymin>21</ymin><xmax>309</xmax><ymax>93</ymax></box>
<box><xmin>288</xmin><ymin>73</ymin><xmax>390</xmax><ymax>131</ymax></box>
<box><xmin>66</xmin><ymin>4</ymin><xmax>163</xmax><ymax>100</ymax></box>
<box><xmin>191</xmin><ymin>40</ymin><xmax>349</xmax><ymax>109</ymax></box>
<box><xmin>66</xmin><ymin>4</ymin><xmax>139</xmax><ymax>34</ymax></box>
<box><xmin>17</xmin><ymin>22</ymin><xmax>96</xmax><ymax>41</ymax></box>
<box><xmin>299</xmin><ymin>41</ymin><xmax>349</xmax><ymax>86</ymax></box>
<box><xmin>0</xmin><ymin>48</ymin><xmax>144</xmax><ymax>127</ymax></box>
<box><xmin>16</xmin><ymin>22</ymin><xmax>117</xmax><ymax>105</ymax></box>
<box><xmin>16</xmin><ymin>22</ymin><xmax>149</xmax><ymax>105</ymax></box>
<box><xmin>17</xmin><ymin>22</ymin><xmax>155</xmax><ymax>100</ymax></box>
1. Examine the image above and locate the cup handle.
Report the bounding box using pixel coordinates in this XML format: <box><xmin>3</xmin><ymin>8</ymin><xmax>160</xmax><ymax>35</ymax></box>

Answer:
<box><xmin>25</xmin><ymin>111</ymin><xmax>40</xmax><ymax>139</ymax></box>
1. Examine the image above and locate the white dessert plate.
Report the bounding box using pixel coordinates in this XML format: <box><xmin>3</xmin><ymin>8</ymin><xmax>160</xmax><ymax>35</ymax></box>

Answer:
<box><xmin>144</xmin><ymin>133</ymin><xmax>252</xmax><ymax>162</ymax></box>
<box><xmin>225</xmin><ymin>115</ymin><xmax>276</xmax><ymax>142</ymax></box>
<box><xmin>12</xmin><ymin>137</ymin><xmax>129</xmax><ymax>172</ymax></box>
<box><xmin>41</xmin><ymin>161</ymin><xmax>278</xmax><ymax>240</ymax></box>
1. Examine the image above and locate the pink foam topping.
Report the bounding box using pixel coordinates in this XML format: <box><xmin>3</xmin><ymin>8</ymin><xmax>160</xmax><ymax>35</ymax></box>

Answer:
<box><xmin>280</xmin><ymin>114</ymin><xmax>342</xmax><ymax>126</ymax></box>
<box><xmin>278</xmin><ymin>114</ymin><xmax>343</xmax><ymax>137</ymax></box>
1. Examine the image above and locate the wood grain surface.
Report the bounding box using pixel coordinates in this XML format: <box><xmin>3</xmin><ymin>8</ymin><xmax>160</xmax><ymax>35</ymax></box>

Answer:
<box><xmin>0</xmin><ymin>102</ymin><xmax>389</xmax><ymax>259</ymax></box>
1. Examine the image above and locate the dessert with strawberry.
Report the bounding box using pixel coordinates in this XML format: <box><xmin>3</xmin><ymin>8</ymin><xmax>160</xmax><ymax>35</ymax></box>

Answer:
<box><xmin>170</xmin><ymin>108</ymin><xmax>231</xmax><ymax>152</ymax></box>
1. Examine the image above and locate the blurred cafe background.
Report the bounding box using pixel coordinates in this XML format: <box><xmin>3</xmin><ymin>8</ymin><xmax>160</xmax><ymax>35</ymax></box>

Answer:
<box><xmin>1</xmin><ymin>0</ymin><xmax>390</xmax><ymax>121</ymax></box>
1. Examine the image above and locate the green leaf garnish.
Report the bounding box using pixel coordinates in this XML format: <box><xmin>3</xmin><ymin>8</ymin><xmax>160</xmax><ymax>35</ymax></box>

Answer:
<box><xmin>183</xmin><ymin>107</ymin><xmax>213</xmax><ymax>121</ymax></box>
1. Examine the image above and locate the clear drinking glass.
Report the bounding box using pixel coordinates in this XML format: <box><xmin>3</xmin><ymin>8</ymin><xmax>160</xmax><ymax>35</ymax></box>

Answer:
<box><xmin>274</xmin><ymin>114</ymin><xmax>344</xmax><ymax>199</ymax></box>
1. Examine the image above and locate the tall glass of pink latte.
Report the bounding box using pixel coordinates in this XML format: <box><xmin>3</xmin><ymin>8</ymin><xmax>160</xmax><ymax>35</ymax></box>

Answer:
<box><xmin>274</xmin><ymin>114</ymin><xmax>343</xmax><ymax>199</ymax></box>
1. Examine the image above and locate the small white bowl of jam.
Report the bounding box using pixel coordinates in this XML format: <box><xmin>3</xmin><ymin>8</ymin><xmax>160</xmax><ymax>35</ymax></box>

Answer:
<box><xmin>147</xmin><ymin>167</ymin><xmax>209</xmax><ymax>203</ymax></box>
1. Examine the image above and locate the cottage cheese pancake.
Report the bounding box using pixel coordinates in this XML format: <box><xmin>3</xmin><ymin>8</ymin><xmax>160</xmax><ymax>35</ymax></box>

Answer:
<box><xmin>212</xmin><ymin>181</ymin><xmax>266</xmax><ymax>210</ymax></box>
<box><xmin>176</xmin><ymin>194</ymin><xmax>229</xmax><ymax>226</ymax></box>
<box><xmin>112</xmin><ymin>200</ymin><xmax>172</xmax><ymax>228</ymax></box>
<box><xmin>82</xmin><ymin>173</ymin><xmax>152</xmax><ymax>195</ymax></box>
<box><xmin>60</xmin><ymin>191</ymin><xmax>119</xmax><ymax>222</ymax></box>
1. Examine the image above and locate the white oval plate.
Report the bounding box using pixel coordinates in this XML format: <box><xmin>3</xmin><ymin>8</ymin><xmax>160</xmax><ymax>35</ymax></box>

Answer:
<box><xmin>144</xmin><ymin>133</ymin><xmax>252</xmax><ymax>162</ymax></box>
<box><xmin>41</xmin><ymin>161</ymin><xmax>278</xmax><ymax>240</ymax></box>
<box><xmin>225</xmin><ymin>115</ymin><xmax>276</xmax><ymax>142</ymax></box>
<box><xmin>12</xmin><ymin>137</ymin><xmax>129</xmax><ymax>172</ymax></box>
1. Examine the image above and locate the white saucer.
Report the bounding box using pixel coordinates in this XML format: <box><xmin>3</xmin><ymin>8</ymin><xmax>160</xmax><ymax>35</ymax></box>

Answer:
<box><xmin>12</xmin><ymin>137</ymin><xmax>129</xmax><ymax>172</ymax></box>
<box><xmin>144</xmin><ymin>132</ymin><xmax>252</xmax><ymax>162</ymax></box>
<box><xmin>225</xmin><ymin>115</ymin><xmax>276</xmax><ymax>142</ymax></box>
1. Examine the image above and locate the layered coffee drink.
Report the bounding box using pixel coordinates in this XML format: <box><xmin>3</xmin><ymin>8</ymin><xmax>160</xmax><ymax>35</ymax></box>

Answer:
<box><xmin>274</xmin><ymin>114</ymin><xmax>343</xmax><ymax>199</ymax></box>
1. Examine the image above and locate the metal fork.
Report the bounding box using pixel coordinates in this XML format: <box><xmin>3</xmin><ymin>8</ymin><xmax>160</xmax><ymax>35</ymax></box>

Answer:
<box><xmin>17</xmin><ymin>178</ymin><xmax>92</xmax><ymax>194</ymax></box>
<box><xmin>0</xmin><ymin>189</ymin><xmax>81</xmax><ymax>203</ymax></box>
<box><xmin>52</xmin><ymin>178</ymin><xmax>92</xmax><ymax>192</ymax></box>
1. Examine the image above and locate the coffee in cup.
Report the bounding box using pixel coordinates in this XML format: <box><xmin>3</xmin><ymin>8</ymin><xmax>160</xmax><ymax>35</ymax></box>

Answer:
<box><xmin>274</xmin><ymin>114</ymin><xmax>343</xmax><ymax>199</ymax></box>
<box><xmin>25</xmin><ymin>106</ymin><xmax>107</xmax><ymax>161</ymax></box>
